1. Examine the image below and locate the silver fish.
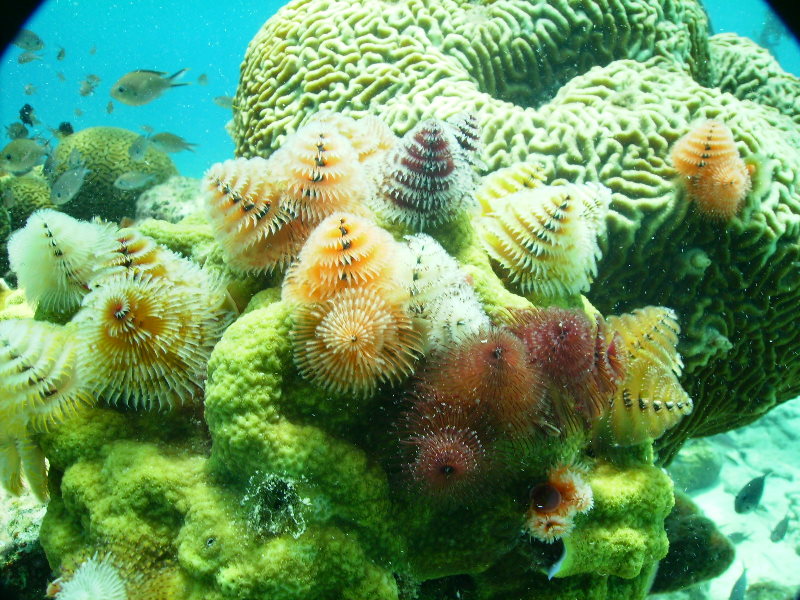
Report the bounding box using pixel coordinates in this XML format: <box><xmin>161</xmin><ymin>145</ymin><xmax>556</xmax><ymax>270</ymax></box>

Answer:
<box><xmin>0</xmin><ymin>139</ymin><xmax>48</xmax><ymax>175</ymax></box>
<box><xmin>770</xmin><ymin>513</ymin><xmax>791</xmax><ymax>542</ymax></box>
<box><xmin>734</xmin><ymin>471</ymin><xmax>771</xmax><ymax>514</ymax></box>
<box><xmin>197</xmin><ymin>73</ymin><xmax>208</xmax><ymax>85</ymax></box>
<box><xmin>110</xmin><ymin>69</ymin><xmax>189</xmax><ymax>106</ymax></box>
<box><xmin>140</xmin><ymin>124</ymin><xmax>155</xmax><ymax>134</ymax></box>
<box><xmin>149</xmin><ymin>132</ymin><xmax>197</xmax><ymax>153</ymax></box>
<box><xmin>24</xmin><ymin>84</ymin><xmax>37</xmax><ymax>96</ymax></box>
<box><xmin>5</xmin><ymin>122</ymin><xmax>29</xmax><ymax>140</ymax></box>
<box><xmin>106</xmin><ymin>101</ymin><xmax>115</xmax><ymax>114</ymax></box>
<box><xmin>18</xmin><ymin>52</ymin><xmax>42</xmax><ymax>64</ymax></box>
<box><xmin>213</xmin><ymin>95</ymin><xmax>235</xmax><ymax>109</ymax></box>
<box><xmin>128</xmin><ymin>135</ymin><xmax>151</xmax><ymax>162</ymax></box>
<box><xmin>729</xmin><ymin>568</ymin><xmax>747</xmax><ymax>600</ymax></box>
<box><xmin>66</xmin><ymin>148</ymin><xmax>84</xmax><ymax>170</ymax></box>
<box><xmin>13</xmin><ymin>30</ymin><xmax>44</xmax><ymax>52</ymax></box>
<box><xmin>51</xmin><ymin>164</ymin><xmax>91</xmax><ymax>205</ymax></box>
<box><xmin>86</xmin><ymin>74</ymin><xmax>101</xmax><ymax>84</ymax></box>
<box><xmin>113</xmin><ymin>171</ymin><xmax>156</xmax><ymax>190</ymax></box>
<box><xmin>79</xmin><ymin>80</ymin><xmax>99</xmax><ymax>97</ymax></box>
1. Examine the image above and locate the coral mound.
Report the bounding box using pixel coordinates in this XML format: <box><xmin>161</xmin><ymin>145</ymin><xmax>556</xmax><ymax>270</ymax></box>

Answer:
<box><xmin>480</xmin><ymin>183</ymin><xmax>610</xmax><ymax>298</ymax></box>
<box><xmin>48</xmin><ymin>126</ymin><xmax>176</xmax><ymax>221</ymax></box>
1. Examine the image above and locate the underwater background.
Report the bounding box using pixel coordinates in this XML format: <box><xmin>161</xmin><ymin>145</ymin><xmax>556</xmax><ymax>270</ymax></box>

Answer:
<box><xmin>1</xmin><ymin>1</ymin><xmax>800</xmax><ymax>600</ymax></box>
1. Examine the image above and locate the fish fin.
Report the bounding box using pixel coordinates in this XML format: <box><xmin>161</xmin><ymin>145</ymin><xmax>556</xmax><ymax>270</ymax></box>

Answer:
<box><xmin>169</xmin><ymin>82</ymin><xmax>191</xmax><ymax>88</ymax></box>
<box><xmin>133</xmin><ymin>69</ymin><xmax>168</xmax><ymax>76</ymax></box>
<box><xmin>167</xmin><ymin>68</ymin><xmax>190</xmax><ymax>82</ymax></box>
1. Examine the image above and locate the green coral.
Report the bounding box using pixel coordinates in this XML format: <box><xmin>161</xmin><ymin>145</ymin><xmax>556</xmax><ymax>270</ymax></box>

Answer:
<box><xmin>709</xmin><ymin>33</ymin><xmax>800</xmax><ymax>125</ymax></box>
<box><xmin>0</xmin><ymin>172</ymin><xmax>54</xmax><ymax>231</ymax></box>
<box><xmin>234</xmin><ymin>0</ymin><xmax>710</xmax><ymax>161</ymax></box>
<box><xmin>650</xmin><ymin>492</ymin><xmax>734</xmax><ymax>593</ymax></box>
<box><xmin>49</xmin><ymin>127</ymin><xmax>177</xmax><ymax>222</ymax></box>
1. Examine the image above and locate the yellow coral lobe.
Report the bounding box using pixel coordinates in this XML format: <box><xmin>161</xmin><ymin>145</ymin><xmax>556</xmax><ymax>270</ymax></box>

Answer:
<box><xmin>670</xmin><ymin>119</ymin><xmax>751</xmax><ymax>220</ymax></box>
<box><xmin>283</xmin><ymin>212</ymin><xmax>401</xmax><ymax>304</ymax></box>
<box><xmin>272</xmin><ymin>122</ymin><xmax>369</xmax><ymax>224</ymax></box>
<box><xmin>475</xmin><ymin>161</ymin><xmax>546</xmax><ymax>215</ymax></box>
<box><xmin>479</xmin><ymin>183</ymin><xmax>610</xmax><ymax>298</ymax></box>
<box><xmin>8</xmin><ymin>209</ymin><xmax>117</xmax><ymax>313</ymax></box>
<box><xmin>602</xmin><ymin>307</ymin><xmax>693</xmax><ymax>445</ymax></box>
<box><xmin>75</xmin><ymin>271</ymin><xmax>229</xmax><ymax>410</ymax></box>
<box><xmin>203</xmin><ymin>157</ymin><xmax>293</xmax><ymax>253</ymax></box>
<box><xmin>292</xmin><ymin>286</ymin><xmax>422</xmax><ymax>398</ymax></box>
<box><xmin>0</xmin><ymin>319</ymin><xmax>91</xmax><ymax>432</ymax></box>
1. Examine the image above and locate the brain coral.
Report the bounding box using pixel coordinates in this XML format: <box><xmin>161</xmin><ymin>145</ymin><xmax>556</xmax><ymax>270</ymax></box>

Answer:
<box><xmin>49</xmin><ymin>127</ymin><xmax>177</xmax><ymax>222</ymax></box>
<box><xmin>233</xmin><ymin>0</ymin><xmax>710</xmax><ymax>159</ymax></box>
<box><xmin>233</xmin><ymin>0</ymin><xmax>800</xmax><ymax>462</ymax></box>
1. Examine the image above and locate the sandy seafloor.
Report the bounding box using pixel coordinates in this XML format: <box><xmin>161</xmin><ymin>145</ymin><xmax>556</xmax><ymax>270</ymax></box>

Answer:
<box><xmin>4</xmin><ymin>400</ymin><xmax>799</xmax><ymax>598</ymax></box>
<box><xmin>655</xmin><ymin>400</ymin><xmax>800</xmax><ymax>599</ymax></box>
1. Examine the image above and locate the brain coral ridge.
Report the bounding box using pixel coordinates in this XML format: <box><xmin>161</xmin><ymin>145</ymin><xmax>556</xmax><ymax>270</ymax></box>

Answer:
<box><xmin>234</xmin><ymin>0</ymin><xmax>711</xmax><ymax>160</ymax></box>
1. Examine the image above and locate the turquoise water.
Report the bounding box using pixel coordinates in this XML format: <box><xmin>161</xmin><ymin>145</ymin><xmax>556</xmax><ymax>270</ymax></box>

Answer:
<box><xmin>1</xmin><ymin>0</ymin><xmax>799</xmax><ymax>177</ymax></box>
<box><xmin>0</xmin><ymin>0</ymin><xmax>283</xmax><ymax>176</ymax></box>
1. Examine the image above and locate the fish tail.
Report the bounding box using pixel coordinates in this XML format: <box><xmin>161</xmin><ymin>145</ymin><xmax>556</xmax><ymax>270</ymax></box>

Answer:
<box><xmin>167</xmin><ymin>68</ymin><xmax>190</xmax><ymax>86</ymax></box>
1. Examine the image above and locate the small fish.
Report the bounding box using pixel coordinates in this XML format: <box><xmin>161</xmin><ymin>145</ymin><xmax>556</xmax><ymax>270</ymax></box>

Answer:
<box><xmin>729</xmin><ymin>568</ymin><xmax>747</xmax><ymax>600</ymax></box>
<box><xmin>18</xmin><ymin>52</ymin><xmax>42</xmax><ymax>64</ymax></box>
<box><xmin>110</xmin><ymin>68</ymin><xmax>190</xmax><ymax>106</ymax></box>
<box><xmin>213</xmin><ymin>95</ymin><xmax>235</xmax><ymax>109</ymax></box>
<box><xmin>149</xmin><ymin>132</ymin><xmax>197</xmax><ymax>153</ymax></box>
<box><xmin>140</xmin><ymin>124</ymin><xmax>154</xmax><ymax>134</ymax></box>
<box><xmin>13</xmin><ymin>29</ymin><xmax>44</xmax><ymax>52</ymax></box>
<box><xmin>770</xmin><ymin>513</ymin><xmax>791</xmax><ymax>542</ymax></box>
<box><xmin>42</xmin><ymin>153</ymin><xmax>57</xmax><ymax>178</ymax></box>
<box><xmin>89</xmin><ymin>45</ymin><xmax>97</xmax><ymax>55</ymax></box>
<box><xmin>726</xmin><ymin>531</ymin><xmax>751</xmax><ymax>544</ymax></box>
<box><xmin>49</xmin><ymin>122</ymin><xmax>74</xmax><ymax>139</ymax></box>
<box><xmin>56</xmin><ymin>71</ymin><xmax>67</xmax><ymax>82</ymax></box>
<box><xmin>74</xmin><ymin>108</ymin><xmax>84</xmax><ymax>117</ymax></box>
<box><xmin>5</xmin><ymin>122</ymin><xmax>29</xmax><ymax>140</ymax></box>
<box><xmin>79</xmin><ymin>79</ymin><xmax>99</xmax><ymax>97</ymax></box>
<box><xmin>128</xmin><ymin>135</ymin><xmax>151</xmax><ymax>161</ymax></box>
<box><xmin>66</xmin><ymin>148</ymin><xmax>84</xmax><ymax>169</ymax></box>
<box><xmin>113</xmin><ymin>171</ymin><xmax>156</xmax><ymax>190</ymax></box>
<box><xmin>51</xmin><ymin>164</ymin><xmax>90</xmax><ymax>205</ymax></box>
<box><xmin>86</xmin><ymin>74</ymin><xmax>101</xmax><ymax>84</ymax></box>
<box><xmin>734</xmin><ymin>471</ymin><xmax>771</xmax><ymax>514</ymax></box>
<box><xmin>24</xmin><ymin>84</ymin><xmax>37</xmax><ymax>96</ymax></box>
<box><xmin>197</xmin><ymin>73</ymin><xmax>208</xmax><ymax>85</ymax></box>
<box><xmin>106</xmin><ymin>101</ymin><xmax>114</xmax><ymax>114</ymax></box>
<box><xmin>56</xmin><ymin>46</ymin><xmax>66</xmax><ymax>61</ymax></box>
<box><xmin>0</xmin><ymin>139</ymin><xmax>48</xmax><ymax>175</ymax></box>
<box><xmin>19</xmin><ymin>104</ymin><xmax>40</xmax><ymax>126</ymax></box>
